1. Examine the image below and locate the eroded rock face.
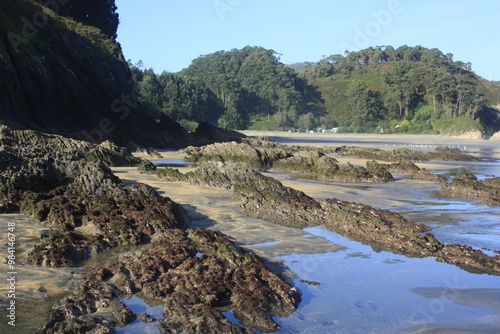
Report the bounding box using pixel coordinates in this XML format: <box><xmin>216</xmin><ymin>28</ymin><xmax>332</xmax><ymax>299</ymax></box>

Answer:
<box><xmin>1</xmin><ymin>128</ymin><xmax>300</xmax><ymax>332</ymax></box>
<box><xmin>154</xmin><ymin>161</ymin><xmax>500</xmax><ymax>275</ymax></box>
<box><xmin>441</xmin><ymin>174</ymin><xmax>500</xmax><ymax>205</ymax></box>
<box><xmin>43</xmin><ymin>229</ymin><xmax>300</xmax><ymax>334</ymax></box>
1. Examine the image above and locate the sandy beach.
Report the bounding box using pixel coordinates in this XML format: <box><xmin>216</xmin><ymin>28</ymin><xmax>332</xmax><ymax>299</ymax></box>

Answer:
<box><xmin>242</xmin><ymin>131</ymin><xmax>498</xmax><ymax>148</ymax></box>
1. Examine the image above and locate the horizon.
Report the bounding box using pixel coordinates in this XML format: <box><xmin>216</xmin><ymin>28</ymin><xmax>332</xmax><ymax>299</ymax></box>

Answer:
<box><xmin>116</xmin><ymin>0</ymin><xmax>500</xmax><ymax>81</ymax></box>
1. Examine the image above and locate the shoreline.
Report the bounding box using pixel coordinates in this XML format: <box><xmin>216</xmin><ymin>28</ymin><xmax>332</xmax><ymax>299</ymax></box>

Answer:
<box><xmin>2</xmin><ymin>129</ymin><xmax>498</xmax><ymax>333</ymax></box>
<box><xmin>241</xmin><ymin>131</ymin><xmax>498</xmax><ymax>148</ymax></box>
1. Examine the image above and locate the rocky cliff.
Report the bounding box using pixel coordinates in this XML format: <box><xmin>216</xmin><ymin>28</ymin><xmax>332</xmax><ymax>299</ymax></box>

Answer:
<box><xmin>0</xmin><ymin>0</ymin><xmax>194</xmax><ymax>147</ymax></box>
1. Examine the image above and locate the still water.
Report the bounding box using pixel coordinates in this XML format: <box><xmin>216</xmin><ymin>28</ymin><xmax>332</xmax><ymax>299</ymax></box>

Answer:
<box><xmin>269</xmin><ymin>136</ymin><xmax>500</xmax><ymax>333</ymax></box>
<box><xmin>118</xmin><ymin>135</ymin><xmax>499</xmax><ymax>333</ymax></box>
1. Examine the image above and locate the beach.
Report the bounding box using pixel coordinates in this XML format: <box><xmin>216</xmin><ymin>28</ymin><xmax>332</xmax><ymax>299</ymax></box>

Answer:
<box><xmin>2</xmin><ymin>132</ymin><xmax>499</xmax><ymax>333</ymax></box>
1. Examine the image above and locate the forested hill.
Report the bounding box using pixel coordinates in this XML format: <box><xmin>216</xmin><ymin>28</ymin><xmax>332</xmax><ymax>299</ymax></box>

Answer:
<box><xmin>131</xmin><ymin>45</ymin><xmax>500</xmax><ymax>136</ymax></box>
<box><xmin>293</xmin><ymin>46</ymin><xmax>500</xmax><ymax>135</ymax></box>
<box><xmin>130</xmin><ymin>46</ymin><xmax>322</xmax><ymax>131</ymax></box>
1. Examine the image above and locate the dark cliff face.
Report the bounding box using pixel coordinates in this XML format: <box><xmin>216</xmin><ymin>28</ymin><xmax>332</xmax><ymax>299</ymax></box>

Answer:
<box><xmin>0</xmin><ymin>0</ymin><xmax>192</xmax><ymax>147</ymax></box>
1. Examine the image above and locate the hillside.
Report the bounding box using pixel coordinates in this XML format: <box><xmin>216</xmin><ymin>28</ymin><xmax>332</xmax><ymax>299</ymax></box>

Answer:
<box><xmin>0</xmin><ymin>0</ymin><xmax>196</xmax><ymax>147</ymax></box>
<box><xmin>301</xmin><ymin>46</ymin><xmax>500</xmax><ymax>135</ymax></box>
<box><xmin>131</xmin><ymin>45</ymin><xmax>499</xmax><ymax>136</ymax></box>
<box><xmin>130</xmin><ymin>46</ymin><xmax>323</xmax><ymax>132</ymax></box>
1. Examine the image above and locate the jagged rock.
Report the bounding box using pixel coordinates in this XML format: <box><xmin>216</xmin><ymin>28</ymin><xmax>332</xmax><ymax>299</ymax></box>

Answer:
<box><xmin>0</xmin><ymin>128</ymin><xmax>299</xmax><ymax>332</ymax></box>
<box><xmin>275</xmin><ymin>156</ymin><xmax>395</xmax><ymax>182</ymax></box>
<box><xmin>184</xmin><ymin>137</ymin><xmax>291</xmax><ymax>168</ymax></box>
<box><xmin>334</xmin><ymin>145</ymin><xmax>481</xmax><ymax>162</ymax></box>
<box><xmin>157</xmin><ymin>161</ymin><xmax>500</xmax><ymax>275</ymax></box>
<box><xmin>0</xmin><ymin>128</ymin><xmax>188</xmax><ymax>266</ymax></box>
<box><xmin>185</xmin><ymin>138</ymin><xmax>396</xmax><ymax>182</ymax></box>
<box><xmin>383</xmin><ymin>161</ymin><xmax>448</xmax><ymax>182</ymax></box>
<box><xmin>441</xmin><ymin>174</ymin><xmax>500</xmax><ymax>205</ymax></box>
<box><xmin>43</xmin><ymin>229</ymin><xmax>299</xmax><ymax>333</ymax></box>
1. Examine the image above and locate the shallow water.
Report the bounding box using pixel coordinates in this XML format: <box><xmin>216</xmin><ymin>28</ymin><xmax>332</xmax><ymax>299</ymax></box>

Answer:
<box><xmin>119</xmin><ymin>136</ymin><xmax>500</xmax><ymax>333</ymax></box>
<box><xmin>274</xmin><ymin>226</ymin><xmax>500</xmax><ymax>334</ymax></box>
<box><xmin>264</xmin><ymin>137</ymin><xmax>500</xmax><ymax>333</ymax></box>
<box><xmin>115</xmin><ymin>295</ymin><xmax>164</xmax><ymax>334</ymax></box>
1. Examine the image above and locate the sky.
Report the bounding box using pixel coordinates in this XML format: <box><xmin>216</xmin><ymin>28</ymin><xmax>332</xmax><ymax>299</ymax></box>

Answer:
<box><xmin>116</xmin><ymin>0</ymin><xmax>500</xmax><ymax>81</ymax></box>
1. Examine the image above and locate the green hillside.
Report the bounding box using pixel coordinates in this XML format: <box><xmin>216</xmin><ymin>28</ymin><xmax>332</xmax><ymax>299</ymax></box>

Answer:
<box><xmin>131</xmin><ymin>45</ymin><xmax>500</xmax><ymax>135</ymax></box>
<box><xmin>300</xmin><ymin>46</ymin><xmax>500</xmax><ymax>135</ymax></box>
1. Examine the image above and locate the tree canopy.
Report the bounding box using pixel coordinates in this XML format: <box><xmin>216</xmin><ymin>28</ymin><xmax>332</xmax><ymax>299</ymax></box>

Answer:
<box><xmin>181</xmin><ymin>46</ymin><xmax>322</xmax><ymax>129</ymax></box>
<box><xmin>298</xmin><ymin>45</ymin><xmax>494</xmax><ymax>134</ymax></box>
<box><xmin>36</xmin><ymin>0</ymin><xmax>119</xmax><ymax>40</ymax></box>
<box><xmin>130</xmin><ymin>45</ymin><xmax>498</xmax><ymax>135</ymax></box>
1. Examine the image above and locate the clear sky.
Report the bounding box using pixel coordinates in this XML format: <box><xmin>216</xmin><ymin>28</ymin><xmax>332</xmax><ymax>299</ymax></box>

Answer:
<box><xmin>116</xmin><ymin>0</ymin><xmax>500</xmax><ymax>81</ymax></box>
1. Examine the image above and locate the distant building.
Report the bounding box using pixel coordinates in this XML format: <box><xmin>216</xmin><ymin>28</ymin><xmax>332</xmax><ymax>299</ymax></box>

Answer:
<box><xmin>322</xmin><ymin>127</ymin><xmax>341</xmax><ymax>133</ymax></box>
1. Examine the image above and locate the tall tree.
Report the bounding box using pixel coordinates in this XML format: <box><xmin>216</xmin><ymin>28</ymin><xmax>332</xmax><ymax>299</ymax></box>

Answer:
<box><xmin>347</xmin><ymin>81</ymin><xmax>381</xmax><ymax>130</ymax></box>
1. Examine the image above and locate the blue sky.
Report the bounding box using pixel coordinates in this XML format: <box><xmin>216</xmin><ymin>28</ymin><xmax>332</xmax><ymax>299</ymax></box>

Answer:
<box><xmin>116</xmin><ymin>0</ymin><xmax>500</xmax><ymax>81</ymax></box>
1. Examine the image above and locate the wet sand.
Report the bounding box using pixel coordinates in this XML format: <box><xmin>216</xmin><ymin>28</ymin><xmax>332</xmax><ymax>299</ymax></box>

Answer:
<box><xmin>2</xmin><ymin>132</ymin><xmax>497</xmax><ymax>333</ymax></box>
<box><xmin>112</xmin><ymin>166</ymin><xmax>345</xmax><ymax>279</ymax></box>
<box><xmin>0</xmin><ymin>214</ymin><xmax>84</xmax><ymax>333</ymax></box>
<box><xmin>0</xmin><ymin>214</ymin><xmax>83</xmax><ymax>307</ymax></box>
<box><xmin>243</xmin><ymin>131</ymin><xmax>496</xmax><ymax>149</ymax></box>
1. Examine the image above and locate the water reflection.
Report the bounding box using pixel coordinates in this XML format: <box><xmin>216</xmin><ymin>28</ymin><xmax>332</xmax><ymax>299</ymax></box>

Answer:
<box><xmin>274</xmin><ymin>226</ymin><xmax>500</xmax><ymax>333</ymax></box>
<box><xmin>115</xmin><ymin>295</ymin><xmax>163</xmax><ymax>334</ymax></box>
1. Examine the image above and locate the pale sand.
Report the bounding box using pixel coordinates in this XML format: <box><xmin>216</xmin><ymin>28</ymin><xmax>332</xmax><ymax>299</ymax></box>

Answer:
<box><xmin>243</xmin><ymin>131</ymin><xmax>495</xmax><ymax>148</ymax></box>
<box><xmin>112</xmin><ymin>166</ymin><xmax>346</xmax><ymax>278</ymax></box>
<box><xmin>0</xmin><ymin>214</ymin><xmax>83</xmax><ymax>308</ymax></box>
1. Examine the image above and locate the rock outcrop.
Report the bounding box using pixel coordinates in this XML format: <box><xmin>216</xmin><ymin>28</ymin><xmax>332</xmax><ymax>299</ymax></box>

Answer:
<box><xmin>0</xmin><ymin>0</ymin><xmax>194</xmax><ymax>148</ymax></box>
<box><xmin>185</xmin><ymin>138</ymin><xmax>395</xmax><ymax>182</ymax></box>
<box><xmin>1</xmin><ymin>128</ymin><xmax>299</xmax><ymax>332</ymax></box>
<box><xmin>0</xmin><ymin>127</ymin><xmax>187</xmax><ymax>266</ymax></box>
<box><xmin>382</xmin><ymin>161</ymin><xmax>448</xmax><ymax>182</ymax></box>
<box><xmin>153</xmin><ymin>161</ymin><xmax>500</xmax><ymax>275</ymax></box>
<box><xmin>43</xmin><ymin>229</ymin><xmax>299</xmax><ymax>334</ymax></box>
<box><xmin>185</xmin><ymin>137</ymin><xmax>292</xmax><ymax>168</ymax></box>
<box><xmin>334</xmin><ymin>146</ymin><xmax>481</xmax><ymax>162</ymax></box>
<box><xmin>441</xmin><ymin>174</ymin><xmax>500</xmax><ymax>205</ymax></box>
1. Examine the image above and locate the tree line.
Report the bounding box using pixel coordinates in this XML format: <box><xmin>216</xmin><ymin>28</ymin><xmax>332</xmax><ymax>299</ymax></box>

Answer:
<box><xmin>300</xmin><ymin>45</ymin><xmax>488</xmax><ymax>133</ymax></box>
<box><xmin>130</xmin><ymin>45</ymin><xmax>492</xmax><ymax>134</ymax></box>
<box><xmin>130</xmin><ymin>46</ymin><xmax>323</xmax><ymax>130</ymax></box>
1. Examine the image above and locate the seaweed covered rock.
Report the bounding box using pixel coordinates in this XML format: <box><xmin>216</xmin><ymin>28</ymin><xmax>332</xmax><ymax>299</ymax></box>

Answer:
<box><xmin>320</xmin><ymin>199</ymin><xmax>438</xmax><ymax>256</ymax></box>
<box><xmin>441</xmin><ymin>174</ymin><xmax>500</xmax><ymax>205</ymax></box>
<box><xmin>274</xmin><ymin>152</ymin><xmax>394</xmax><ymax>183</ymax></box>
<box><xmin>383</xmin><ymin>161</ymin><xmax>448</xmax><ymax>182</ymax></box>
<box><xmin>181</xmin><ymin>161</ymin><xmax>324</xmax><ymax>228</ymax></box>
<box><xmin>0</xmin><ymin>128</ymin><xmax>187</xmax><ymax>266</ymax></box>
<box><xmin>157</xmin><ymin>160</ymin><xmax>500</xmax><ymax>275</ymax></box>
<box><xmin>1</xmin><ymin>128</ymin><xmax>301</xmax><ymax>332</ymax></box>
<box><xmin>43</xmin><ymin>229</ymin><xmax>300</xmax><ymax>333</ymax></box>
<box><xmin>23</xmin><ymin>183</ymin><xmax>187</xmax><ymax>267</ymax></box>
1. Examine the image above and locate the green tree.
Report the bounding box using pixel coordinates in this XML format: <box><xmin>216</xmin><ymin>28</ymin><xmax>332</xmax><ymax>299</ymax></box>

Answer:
<box><xmin>347</xmin><ymin>81</ymin><xmax>381</xmax><ymax>131</ymax></box>
<box><xmin>38</xmin><ymin>0</ymin><xmax>120</xmax><ymax>40</ymax></box>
